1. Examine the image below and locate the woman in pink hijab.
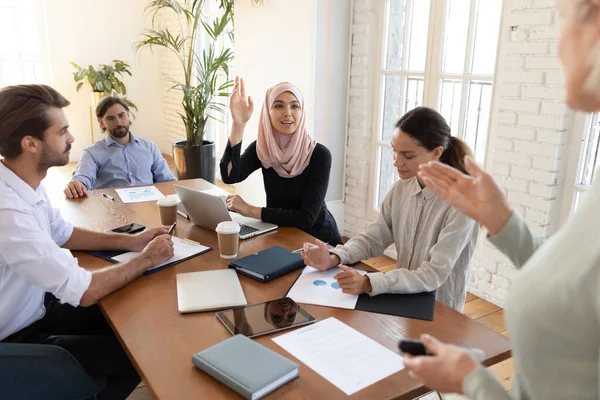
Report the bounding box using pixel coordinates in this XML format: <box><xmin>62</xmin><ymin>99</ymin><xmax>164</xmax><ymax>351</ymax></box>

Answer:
<box><xmin>220</xmin><ymin>77</ymin><xmax>342</xmax><ymax>245</ymax></box>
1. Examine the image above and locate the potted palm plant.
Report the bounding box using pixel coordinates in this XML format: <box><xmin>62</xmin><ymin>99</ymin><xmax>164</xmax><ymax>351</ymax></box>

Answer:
<box><xmin>135</xmin><ymin>0</ymin><xmax>234</xmax><ymax>183</ymax></box>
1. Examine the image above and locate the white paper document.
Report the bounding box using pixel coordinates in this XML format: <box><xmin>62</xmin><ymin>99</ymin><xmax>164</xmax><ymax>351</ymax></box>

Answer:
<box><xmin>113</xmin><ymin>236</ymin><xmax>209</xmax><ymax>272</ymax></box>
<box><xmin>115</xmin><ymin>186</ymin><xmax>165</xmax><ymax>203</ymax></box>
<box><xmin>286</xmin><ymin>266</ymin><xmax>367</xmax><ymax>309</ymax></box>
<box><xmin>272</xmin><ymin>317</ymin><xmax>404</xmax><ymax>395</ymax></box>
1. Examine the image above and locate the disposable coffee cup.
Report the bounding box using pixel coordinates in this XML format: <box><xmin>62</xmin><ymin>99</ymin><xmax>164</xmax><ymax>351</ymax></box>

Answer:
<box><xmin>157</xmin><ymin>197</ymin><xmax>179</xmax><ymax>226</ymax></box>
<box><xmin>215</xmin><ymin>221</ymin><xmax>240</xmax><ymax>259</ymax></box>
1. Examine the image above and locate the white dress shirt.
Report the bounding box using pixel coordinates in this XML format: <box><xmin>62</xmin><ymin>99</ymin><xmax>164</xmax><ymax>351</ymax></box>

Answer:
<box><xmin>0</xmin><ymin>162</ymin><xmax>92</xmax><ymax>340</ymax></box>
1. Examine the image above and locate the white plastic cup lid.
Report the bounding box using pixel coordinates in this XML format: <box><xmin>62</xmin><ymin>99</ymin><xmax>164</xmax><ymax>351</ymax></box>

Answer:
<box><xmin>157</xmin><ymin>197</ymin><xmax>179</xmax><ymax>207</ymax></box>
<box><xmin>216</xmin><ymin>221</ymin><xmax>240</xmax><ymax>234</ymax></box>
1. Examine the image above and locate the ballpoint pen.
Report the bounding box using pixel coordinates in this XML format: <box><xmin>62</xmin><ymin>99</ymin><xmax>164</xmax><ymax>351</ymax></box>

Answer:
<box><xmin>168</xmin><ymin>222</ymin><xmax>177</xmax><ymax>235</ymax></box>
<box><xmin>177</xmin><ymin>210</ymin><xmax>190</xmax><ymax>219</ymax></box>
<box><xmin>291</xmin><ymin>243</ymin><xmax>329</xmax><ymax>254</ymax></box>
<box><xmin>102</xmin><ymin>193</ymin><xmax>115</xmax><ymax>201</ymax></box>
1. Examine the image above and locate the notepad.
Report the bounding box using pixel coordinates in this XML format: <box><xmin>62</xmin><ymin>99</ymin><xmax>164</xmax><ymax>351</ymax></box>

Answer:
<box><xmin>113</xmin><ymin>236</ymin><xmax>210</xmax><ymax>273</ymax></box>
<box><xmin>115</xmin><ymin>186</ymin><xmax>165</xmax><ymax>203</ymax></box>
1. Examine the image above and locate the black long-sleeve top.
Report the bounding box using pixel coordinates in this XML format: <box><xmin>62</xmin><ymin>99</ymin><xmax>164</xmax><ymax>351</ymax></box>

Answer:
<box><xmin>220</xmin><ymin>140</ymin><xmax>342</xmax><ymax>245</ymax></box>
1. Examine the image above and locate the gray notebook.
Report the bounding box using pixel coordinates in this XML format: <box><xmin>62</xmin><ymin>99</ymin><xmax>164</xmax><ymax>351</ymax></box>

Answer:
<box><xmin>192</xmin><ymin>335</ymin><xmax>299</xmax><ymax>400</ymax></box>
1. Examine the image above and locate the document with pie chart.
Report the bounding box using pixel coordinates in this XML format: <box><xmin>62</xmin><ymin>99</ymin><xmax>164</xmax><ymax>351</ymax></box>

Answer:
<box><xmin>286</xmin><ymin>266</ymin><xmax>368</xmax><ymax>309</ymax></box>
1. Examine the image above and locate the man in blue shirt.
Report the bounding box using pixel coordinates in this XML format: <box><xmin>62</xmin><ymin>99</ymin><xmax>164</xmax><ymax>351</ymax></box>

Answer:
<box><xmin>64</xmin><ymin>96</ymin><xmax>176</xmax><ymax>198</ymax></box>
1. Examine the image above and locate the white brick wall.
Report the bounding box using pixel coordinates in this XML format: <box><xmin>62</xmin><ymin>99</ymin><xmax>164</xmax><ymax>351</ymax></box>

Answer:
<box><xmin>343</xmin><ymin>0</ymin><xmax>379</xmax><ymax>238</ymax></box>
<box><xmin>343</xmin><ymin>0</ymin><xmax>571</xmax><ymax>307</ymax></box>
<box><xmin>471</xmin><ymin>2</ymin><xmax>571</xmax><ymax>306</ymax></box>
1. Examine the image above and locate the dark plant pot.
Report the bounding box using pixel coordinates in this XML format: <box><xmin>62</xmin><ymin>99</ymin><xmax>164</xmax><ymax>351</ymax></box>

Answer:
<box><xmin>172</xmin><ymin>140</ymin><xmax>216</xmax><ymax>183</ymax></box>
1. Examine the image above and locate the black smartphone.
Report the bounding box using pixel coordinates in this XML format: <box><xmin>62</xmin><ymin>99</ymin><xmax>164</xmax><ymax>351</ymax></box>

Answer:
<box><xmin>398</xmin><ymin>338</ymin><xmax>429</xmax><ymax>356</ymax></box>
<box><xmin>110</xmin><ymin>223</ymin><xmax>146</xmax><ymax>234</ymax></box>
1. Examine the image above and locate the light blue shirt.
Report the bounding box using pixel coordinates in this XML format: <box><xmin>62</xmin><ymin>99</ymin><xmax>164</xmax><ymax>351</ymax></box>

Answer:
<box><xmin>0</xmin><ymin>161</ymin><xmax>91</xmax><ymax>340</ymax></box>
<box><xmin>72</xmin><ymin>133</ymin><xmax>176</xmax><ymax>190</ymax></box>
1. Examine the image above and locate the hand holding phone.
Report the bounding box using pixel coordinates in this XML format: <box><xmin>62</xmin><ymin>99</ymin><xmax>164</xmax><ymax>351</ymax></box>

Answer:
<box><xmin>399</xmin><ymin>338</ymin><xmax>429</xmax><ymax>356</ymax></box>
<box><xmin>398</xmin><ymin>338</ymin><xmax>485</xmax><ymax>362</ymax></box>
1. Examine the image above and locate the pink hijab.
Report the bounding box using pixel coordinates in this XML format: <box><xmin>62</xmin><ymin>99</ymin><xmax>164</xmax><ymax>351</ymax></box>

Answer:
<box><xmin>256</xmin><ymin>82</ymin><xmax>317</xmax><ymax>178</ymax></box>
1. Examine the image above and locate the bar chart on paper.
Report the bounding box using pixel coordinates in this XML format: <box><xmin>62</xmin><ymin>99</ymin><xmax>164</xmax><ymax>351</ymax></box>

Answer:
<box><xmin>115</xmin><ymin>186</ymin><xmax>166</xmax><ymax>203</ymax></box>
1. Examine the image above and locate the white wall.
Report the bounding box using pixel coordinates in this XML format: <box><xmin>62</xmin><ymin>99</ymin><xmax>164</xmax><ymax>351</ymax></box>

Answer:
<box><xmin>313</xmin><ymin>0</ymin><xmax>351</xmax><ymax>202</ymax></box>
<box><xmin>43</xmin><ymin>0</ymin><xmax>164</xmax><ymax>160</ymax></box>
<box><xmin>472</xmin><ymin>0</ymin><xmax>569</xmax><ymax>305</ymax></box>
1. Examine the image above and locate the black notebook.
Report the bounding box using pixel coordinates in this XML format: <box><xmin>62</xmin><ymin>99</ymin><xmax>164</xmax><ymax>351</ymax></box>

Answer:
<box><xmin>229</xmin><ymin>246</ymin><xmax>305</xmax><ymax>283</ymax></box>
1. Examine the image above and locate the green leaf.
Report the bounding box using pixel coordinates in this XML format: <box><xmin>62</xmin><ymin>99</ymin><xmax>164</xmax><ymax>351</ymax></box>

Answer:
<box><xmin>76</xmin><ymin>82</ymin><xmax>84</xmax><ymax>91</ymax></box>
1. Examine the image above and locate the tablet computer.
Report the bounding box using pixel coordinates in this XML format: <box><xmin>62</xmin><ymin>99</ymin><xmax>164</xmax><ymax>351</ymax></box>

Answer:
<box><xmin>216</xmin><ymin>297</ymin><xmax>316</xmax><ymax>338</ymax></box>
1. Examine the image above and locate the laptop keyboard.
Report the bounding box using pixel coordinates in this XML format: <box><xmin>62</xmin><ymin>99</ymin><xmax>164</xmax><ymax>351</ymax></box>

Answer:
<box><xmin>239</xmin><ymin>224</ymin><xmax>259</xmax><ymax>237</ymax></box>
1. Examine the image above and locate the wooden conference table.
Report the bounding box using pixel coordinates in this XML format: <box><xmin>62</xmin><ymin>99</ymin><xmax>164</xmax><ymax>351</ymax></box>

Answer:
<box><xmin>58</xmin><ymin>179</ymin><xmax>511</xmax><ymax>400</ymax></box>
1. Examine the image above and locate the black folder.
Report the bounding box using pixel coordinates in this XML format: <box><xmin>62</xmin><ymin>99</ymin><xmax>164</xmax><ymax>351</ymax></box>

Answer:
<box><xmin>355</xmin><ymin>291</ymin><xmax>436</xmax><ymax>321</ymax></box>
<box><xmin>229</xmin><ymin>246</ymin><xmax>305</xmax><ymax>283</ymax></box>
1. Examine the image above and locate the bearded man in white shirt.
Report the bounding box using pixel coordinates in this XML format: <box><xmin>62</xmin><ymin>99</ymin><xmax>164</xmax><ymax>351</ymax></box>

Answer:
<box><xmin>0</xmin><ymin>84</ymin><xmax>174</xmax><ymax>399</ymax></box>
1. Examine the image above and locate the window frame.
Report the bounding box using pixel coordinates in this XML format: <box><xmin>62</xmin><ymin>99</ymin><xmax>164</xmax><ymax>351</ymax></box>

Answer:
<box><xmin>559</xmin><ymin>111</ymin><xmax>599</xmax><ymax>225</ymax></box>
<box><xmin>193</xmin><ymin>0</ymin><xmax>234</xmax><ymax>174</ymax></box>
<box><xmin>368</xmin><ymin>0</ymin><xmax>499</xmax><ymax>215</ymax></box>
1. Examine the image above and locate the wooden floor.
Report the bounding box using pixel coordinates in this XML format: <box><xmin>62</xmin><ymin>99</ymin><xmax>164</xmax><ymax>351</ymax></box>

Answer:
<box><xmin>45</xmin><ymin>158</ymin><xmax>514</xmax><ymax>399</ymax></box>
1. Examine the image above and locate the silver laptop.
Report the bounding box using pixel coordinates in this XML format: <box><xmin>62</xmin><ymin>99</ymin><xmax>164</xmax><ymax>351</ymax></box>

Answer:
<box><xmin>176</xmin><ymin>270</ymin><xmax>247</xmax><ymax>313</ymax></box>
<box><xmin>174</xmin><ymin>184</ymin><xmax>278</xmax><ymax>240</ymax></box>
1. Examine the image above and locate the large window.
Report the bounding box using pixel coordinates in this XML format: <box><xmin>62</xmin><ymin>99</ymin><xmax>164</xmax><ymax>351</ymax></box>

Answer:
<box><xmin>195</xmin><ymin>0</ymin><xmax>234</xmax><ymax>166</ymax></box>
<box><xmin>372</xmin><ymin>0</ymin><xmax>502</xmax><ymax>210</ymax></box>
<box><xmin>0</xmin><ymin>0</ymin><xmax>49</xmax><ymax>86</ymax></box>
<box><xmin>564</xmin><ymin>112</ymin><xmax>600</xmax><ymax>214</ymax></box>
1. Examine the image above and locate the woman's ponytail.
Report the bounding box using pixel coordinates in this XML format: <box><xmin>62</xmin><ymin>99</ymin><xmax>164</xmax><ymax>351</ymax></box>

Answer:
<box><xmin>440</xmin><ymin>136</ymin><xmax>473</xmax><ymax>175</ymax></box>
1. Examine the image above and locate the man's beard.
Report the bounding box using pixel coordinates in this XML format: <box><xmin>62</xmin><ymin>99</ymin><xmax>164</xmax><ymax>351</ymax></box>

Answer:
<box><xmin>37</xmin><ymin>143</ymin><xmax>71</xmax><ymax>174</ymax></box>
<box><xmin>108</xmin><ymin>125</ymin><xmax>130</xmax><ymax>139</ymax></box>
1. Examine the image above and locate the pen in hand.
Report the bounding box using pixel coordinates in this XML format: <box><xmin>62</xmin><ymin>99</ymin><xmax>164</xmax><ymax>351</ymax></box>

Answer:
<box><xmin>102</xmin><ymin>193</ymin><xmax>115</xmax><ymax>201</ymax></box>
<box><xmin>291</xmin><ymin>243</ymin><xmax>329</xmax><ymax>254</ymax></box>
<box><xmin>167</xmin><ymin>222</ymin><xmax>177</xmax><ymax>236</ymax></box>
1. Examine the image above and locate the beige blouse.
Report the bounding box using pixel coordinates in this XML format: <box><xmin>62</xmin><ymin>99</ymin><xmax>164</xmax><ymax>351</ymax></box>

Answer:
<box><xmin>330</xmin><ymin>177</ymin><xmax>478</xmax><ymax>311</ymax></box>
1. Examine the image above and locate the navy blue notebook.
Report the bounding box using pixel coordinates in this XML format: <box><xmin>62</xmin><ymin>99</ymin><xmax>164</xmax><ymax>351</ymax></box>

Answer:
<box><xmin>228</xmin><ymin>246</ymin><xmax>305</xmax><ymax>283</ymax></box>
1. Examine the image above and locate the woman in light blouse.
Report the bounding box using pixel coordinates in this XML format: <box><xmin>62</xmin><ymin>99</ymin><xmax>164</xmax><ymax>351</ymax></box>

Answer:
<box><xmin>403</xmin><ymin>0</ymin><xmax>600</xmax><ymax>398</ymax></box>
<box><xmin>302</xmin><ymin>107</ymin><xmax>478</xmax><ymax>312</ymax></box>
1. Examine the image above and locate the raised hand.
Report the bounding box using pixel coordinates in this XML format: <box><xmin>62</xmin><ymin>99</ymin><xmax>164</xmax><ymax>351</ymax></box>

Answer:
<box><xmin>229</xmin><ymin>76</ymin><xmax>254</xmax><ymax>125</ymax></box>
<box><xmin>418</xmin><ymin>157</ymin><xmax>513</xmax><ymax>235</ymax></box>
